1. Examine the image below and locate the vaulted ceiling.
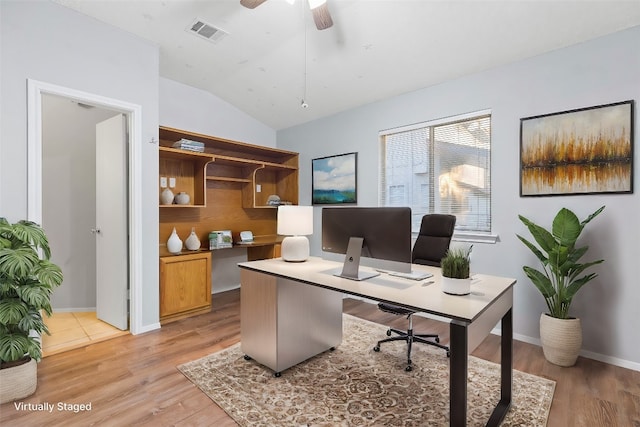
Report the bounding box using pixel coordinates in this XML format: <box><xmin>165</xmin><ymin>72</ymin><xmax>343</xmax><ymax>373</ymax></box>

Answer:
<box><xmin>54</xmin><ymin>0</ymin><xmax>640</xmax><ymax>130</ymax></box>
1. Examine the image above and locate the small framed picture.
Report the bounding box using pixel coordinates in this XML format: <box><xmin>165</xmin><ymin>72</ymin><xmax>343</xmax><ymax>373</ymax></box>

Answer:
<box><xmin>312</xmin><ymin>152</ymin><xmax>357</xmax><ymax>204</ymax></box>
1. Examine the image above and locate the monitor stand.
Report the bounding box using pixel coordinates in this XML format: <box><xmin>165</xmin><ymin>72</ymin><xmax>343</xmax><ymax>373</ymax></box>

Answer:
<box><xmin>334</xmin><ymin>237</ymin><xmax>380</xmax><ymax>281</ymax></box>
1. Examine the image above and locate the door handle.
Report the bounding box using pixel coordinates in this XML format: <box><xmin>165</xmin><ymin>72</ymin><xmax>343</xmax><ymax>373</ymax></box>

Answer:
<box><xmin>91</xmin><ymin>228</ymin><xmax>101</xmax><ymax>234</ymax></box>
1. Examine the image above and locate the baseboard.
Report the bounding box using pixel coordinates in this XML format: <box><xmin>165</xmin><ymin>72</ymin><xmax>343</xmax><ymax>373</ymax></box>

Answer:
<box><xmin>50</xmin><ymin>307</ymin><xmax>97</xmax><ymax>312</ymax></box>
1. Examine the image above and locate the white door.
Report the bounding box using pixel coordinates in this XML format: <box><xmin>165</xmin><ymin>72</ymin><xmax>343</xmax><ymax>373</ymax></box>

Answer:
<box><xmin>95</xmin><ymin>114</ymin><xmax>129</xmax><ymax>330</ymax></box>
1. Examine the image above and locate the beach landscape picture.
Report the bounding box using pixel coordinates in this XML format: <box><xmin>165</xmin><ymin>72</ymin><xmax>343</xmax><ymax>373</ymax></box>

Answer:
<box><xmin>312</xmin><ymin>152</ymin><xmax>357</xmax><ymax>204</ymax></box>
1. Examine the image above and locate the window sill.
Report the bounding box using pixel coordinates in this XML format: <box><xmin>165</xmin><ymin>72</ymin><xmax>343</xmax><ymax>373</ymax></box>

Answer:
<box><xmin>452</xmin><ymin>232</ymin><xmax>499</xmax><ymax>244</ymax></box>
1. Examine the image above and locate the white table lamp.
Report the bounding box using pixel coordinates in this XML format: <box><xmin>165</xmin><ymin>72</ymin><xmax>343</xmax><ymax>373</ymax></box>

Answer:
<box><xmin>277</xmin><ymin>206</ymin><xmax>313</xmax><ymax>262</ymax></box>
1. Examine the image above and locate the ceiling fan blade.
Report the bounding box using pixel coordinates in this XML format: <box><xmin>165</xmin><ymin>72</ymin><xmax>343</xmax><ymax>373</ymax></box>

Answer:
<box><xmin>311</xmin><ymin>2</ymin><xmax>333</xmax><ymax>30</ymax></box>
<box><xmin>240</xmin><ymin>0</ymin><xmax>268</xmax><ymax>9</ymax></box>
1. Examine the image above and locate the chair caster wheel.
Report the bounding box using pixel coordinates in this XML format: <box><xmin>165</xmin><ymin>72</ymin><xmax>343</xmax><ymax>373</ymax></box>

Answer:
<box><xmin>243</xmin><ymin>355</ymin><xmax>252</xmax><ymax>360</ymax></box>
<box><xmin>386</xmin><ymin>329</ymin><xmax>392</xmax><ymax>336</ymax></box>
<box><xmin>405</xmin><ymin>365</ymin><xmax>412</xmax><ymax>372</ymax></box>
<box><xmin>435</xmin><ymin>337</ymin><xmax>440</xmax><ymax>343</ymax></box>
<box><xmin>274</xmin><ymin>372</ymin><xmax>281</xmax><ymax>377</ymax></box>
<box><xmin>373</xmin><ymin>346</ymin><xmax>380</xmax><ymax>352</ymax></box>
<box><xmin>446</xmin><ymin>351</ymin><xmax>451</xmax><ymax>358</ymax></box>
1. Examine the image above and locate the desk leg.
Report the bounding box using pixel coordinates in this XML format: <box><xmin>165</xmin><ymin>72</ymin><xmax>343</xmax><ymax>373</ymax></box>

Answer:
<box><xmin>450</xmin><ymin>320</ymin><xmax>468</xmax><ymax>427</ymax></box>
<box><xmin>485</xmin><ymin>308</ymin><xmax>513</xmax><ymax>427</ymax></box>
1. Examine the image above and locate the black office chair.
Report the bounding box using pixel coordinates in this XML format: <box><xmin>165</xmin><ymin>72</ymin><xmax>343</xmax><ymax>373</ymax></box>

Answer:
<box><xmin>373</xmin><ymin>214</ymin><xmax>456</xmax><ymax>371</ymax></box>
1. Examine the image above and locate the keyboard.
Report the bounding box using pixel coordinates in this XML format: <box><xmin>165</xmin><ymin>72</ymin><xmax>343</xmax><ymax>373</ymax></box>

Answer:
<box><xmin>387</xmin><ymin>270</ymin><xmax>433</xmax><ymax>281</ymax></box>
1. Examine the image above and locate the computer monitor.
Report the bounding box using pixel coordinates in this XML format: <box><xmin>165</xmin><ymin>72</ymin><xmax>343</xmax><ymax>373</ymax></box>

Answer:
<box><xmin>321</xmin><ymin>207</ymin><xmax>412</xmax><ymax>280</ymax></box>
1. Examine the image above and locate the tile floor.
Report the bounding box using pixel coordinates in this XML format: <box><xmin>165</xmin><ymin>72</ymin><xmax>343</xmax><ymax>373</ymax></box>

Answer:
<box><xmin>42</xmin><ymin>312</ymin><xmax>128</xmax><ymax>357</ymax></box>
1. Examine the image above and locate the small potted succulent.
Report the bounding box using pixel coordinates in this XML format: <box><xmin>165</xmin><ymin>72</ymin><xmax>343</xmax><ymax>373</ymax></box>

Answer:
<box><xmin>0</xmin><ymin>218</ymin><xmax>63</xmax><ymax>403</ymax></box>
<box><xmin>440</xmin><ymin>245</ymin><xmax>472</xmax><ymax>295</ymax></box>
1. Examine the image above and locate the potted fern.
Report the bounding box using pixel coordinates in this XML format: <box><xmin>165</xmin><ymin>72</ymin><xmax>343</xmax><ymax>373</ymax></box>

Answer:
<box><xmin>0</xmin><ymin>218</ymin><xmax>63</xmax><ymax>403</ymax></box>
<box><xmin>517</xmin><ymin>206</ymin><xmax>604</xmax><ymax>366</ymax></box>
<box><xmin>440</xmin><ymin>246</ymin><xmax>472</xmax><ymax>295</ymax></box>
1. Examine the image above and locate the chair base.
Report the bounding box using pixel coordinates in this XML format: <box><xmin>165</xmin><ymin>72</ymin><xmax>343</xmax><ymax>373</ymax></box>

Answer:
<box><xmin>374</xmin><ymin>327</ymin><xmax>450</xmax><ymax>371</ymax></box>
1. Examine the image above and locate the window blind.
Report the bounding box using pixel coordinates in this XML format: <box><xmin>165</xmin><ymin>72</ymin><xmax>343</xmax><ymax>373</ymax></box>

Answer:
<box><xmin>380</xmin><ymin>113</ymin><xmax>491</xmax><ymax>233</ymax></box>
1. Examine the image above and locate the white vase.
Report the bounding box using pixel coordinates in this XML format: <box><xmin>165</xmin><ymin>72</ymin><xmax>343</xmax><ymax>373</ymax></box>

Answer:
<box><xmin>539</xmin><ymin>313</ymin><xmax>582</xmax><ymax>367</ymax></box>
<box><xmin>441</xmin><ymin>277</ymin><xmax>471</xmax><ymax>295</ymax></box>
<box><xmin>175</xmin><ymin>192</ymin><xmax>190</xmax><ymax>205</ymax></box>
<box><xmin>160</xmin><ymin>188</ymin><xmax>174</xmax><ymax>205</ymax></box>
<box><xmin>185</xmin><ymin>227</ymin><xmax>201</xmax><ymax>250</ymax></box>
<box><xmin>167</xmin><ymin>227</ymin><xmax>182</xmax><ymax>254</ymax></box>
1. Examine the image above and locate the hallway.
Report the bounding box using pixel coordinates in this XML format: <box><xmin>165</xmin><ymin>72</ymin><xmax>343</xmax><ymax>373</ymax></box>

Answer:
<box><xmin>42</xmin><ymin>312</ymin><xmax>128</xmax><ymax>357</ymax></box>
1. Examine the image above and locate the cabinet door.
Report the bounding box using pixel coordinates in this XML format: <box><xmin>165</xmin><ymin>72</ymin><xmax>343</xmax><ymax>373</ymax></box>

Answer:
<box><xmin>160</xmin><ymin>253</ymin><xmax>211</xmax><ymax>318</ymax></box>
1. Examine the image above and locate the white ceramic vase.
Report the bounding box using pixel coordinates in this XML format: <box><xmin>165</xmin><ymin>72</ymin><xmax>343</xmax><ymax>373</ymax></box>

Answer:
<box><xmin>185</xmin><ymin>227</ymin><xmax>201</xmax><ymax>250</ymax></box>
<box><xmin>441</xmin><ymin>277</ymin><xmax>471</xmax><ymax>295</ymax></box>
<box><xmin>175</xmin><ymin>192</ymin><xmax>190</xmax><ymax>205</ymax></box>
<box><xmin>167</xmin><ymin>227</ymin><xmax>182</xmax><ymax>254</ymax></box>
<box><xmin>160</xmin><ymin>188</ymin><xmax>174</xmax><ymax>205</ymax></box>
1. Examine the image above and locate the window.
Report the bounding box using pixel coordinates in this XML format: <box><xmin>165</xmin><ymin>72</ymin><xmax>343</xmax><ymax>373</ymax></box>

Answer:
<box><xmin>379</xmin><ymin>111</ymin><xmax>491</xmax><ymax>235</ymax></box>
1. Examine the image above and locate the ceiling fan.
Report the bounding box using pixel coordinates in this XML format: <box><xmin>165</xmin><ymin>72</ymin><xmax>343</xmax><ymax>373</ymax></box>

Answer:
<box><xmin>240</xmin><ymin>0</ymin><xmax>333</xmax><ymax>30</ymax></box>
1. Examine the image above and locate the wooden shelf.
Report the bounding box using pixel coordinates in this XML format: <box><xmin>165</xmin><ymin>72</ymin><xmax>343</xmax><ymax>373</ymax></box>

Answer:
<box><xmin>158</xmin><ymin>126</ymin><xmax>299</xmax><ymax>320</ymax></box>
<box><xmin>206</xmin><ymin>176</ymin><xmax>252</xmax><ymax>183</ymax></box>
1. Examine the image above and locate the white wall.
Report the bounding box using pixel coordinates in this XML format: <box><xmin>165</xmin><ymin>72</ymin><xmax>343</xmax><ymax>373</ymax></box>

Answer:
<box><xmin>160</xmin><ymin>78</ymin><xmax>276</xmax><ymax>147</ymax></box>
<box><xmin>277</xmin><ymin>26</ymin><xmax>640</xmax><ymax>370</ymax></box>
<box><xmin>1</xmin><ymin>1</ymin><xmax>160</xmax><ymax>329</ymax></box>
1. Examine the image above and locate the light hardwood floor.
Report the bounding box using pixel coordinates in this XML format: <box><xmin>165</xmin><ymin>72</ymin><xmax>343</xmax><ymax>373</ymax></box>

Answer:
<box><xmin>42</xmin><ymin>311</ymin><xmax>129</xmax><ymax>357</ymax></box>
<box><xmin>1</xmin><ymin>289</ymin><xmax>639</xmax><ymax>426</ymax></box>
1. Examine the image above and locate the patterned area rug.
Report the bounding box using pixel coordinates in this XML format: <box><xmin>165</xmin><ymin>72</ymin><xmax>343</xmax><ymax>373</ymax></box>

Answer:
<box><xmin>178</xmin><ymin>314</ymin><xmax>555</xmax><ymax>426</ymax></box>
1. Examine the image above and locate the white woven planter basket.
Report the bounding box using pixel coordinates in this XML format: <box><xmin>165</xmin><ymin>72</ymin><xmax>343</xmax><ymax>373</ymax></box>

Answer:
<box><xmin>0</xmin><ymin>358</ymin><xmax>37</xmax><ymax>404</ymax></box>
<box><xmin>539</xmin><ymin>313</ymin><xmax>582</xmax><ymax>367</ymax></box>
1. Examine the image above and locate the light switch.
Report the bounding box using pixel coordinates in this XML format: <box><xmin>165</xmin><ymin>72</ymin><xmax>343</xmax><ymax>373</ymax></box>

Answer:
<box><xmin>160</xmin><ymin>177</ymin><xmax>167</xmax><ymax>188</ymax></box>
<box><xmin>256</xmin><ymin>184</ymin><xmax>262</xmax><ymax>193</ymax></box>
<box><xmin>169</xmin><ymin>177</ymin><xmax>176</xmax><ymax>188</ymax></box>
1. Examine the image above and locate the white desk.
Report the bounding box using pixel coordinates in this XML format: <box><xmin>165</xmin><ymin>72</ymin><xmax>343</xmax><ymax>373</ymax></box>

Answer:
<box><xmin>238</xmin><ymin>257</ymin><xmax>516</xmax><ymax>427</ymax></box>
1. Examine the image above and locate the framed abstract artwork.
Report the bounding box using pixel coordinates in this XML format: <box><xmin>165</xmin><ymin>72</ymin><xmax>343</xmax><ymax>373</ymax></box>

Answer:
<box><xmin>520</xmin><ymin>100</ymin><xmax>634</xmax><ymax>197</ymax></box>
<box><xmin>312</xmin><ymin>152</ymin><xmax>357</xmax><ymax>204</ymax></box>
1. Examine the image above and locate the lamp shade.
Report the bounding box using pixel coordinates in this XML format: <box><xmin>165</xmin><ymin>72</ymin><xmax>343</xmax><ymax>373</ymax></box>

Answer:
<box><xmin>277</xmin><ymin>206</ymin><xmax>313</xmax><ymax>236</ymax></box>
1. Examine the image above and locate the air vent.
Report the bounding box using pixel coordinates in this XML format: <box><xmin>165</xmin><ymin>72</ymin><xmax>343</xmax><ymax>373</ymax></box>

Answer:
<box><xmin>187</xmin><ymin>19</ymin><xmax>228</xmax><ymax>43</ymax></box>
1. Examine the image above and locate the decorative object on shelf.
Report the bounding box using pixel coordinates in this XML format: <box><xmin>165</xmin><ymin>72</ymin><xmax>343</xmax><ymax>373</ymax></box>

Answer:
<box><xmin>174</xmin><ymin>192</ymin><xmax>190</xmax><ymax>205</ymax></box>
<box><xmin>312</xmin><ymin>152</ymin><xmax>357</xmax><ymax>204</ymax></box>
<box><xmin>160</xmin><ymin>187</ymin><xmax>175</xmax><ymax>205</ymax></box>
<box><xmin>517</xmin><ymin>205</ymin><xmax>605</xmax><ymax>366</ymax></box>
<box><xmin>172</xmin><ymin>138</ymin><xmax>205</xmax><ymax>153</ymax></box>
<box><xmin>167</xmin><ymin>227</ymin><xmax>183</xmax><ymax>254</ymax></box>
<box><xmin>0</xmin><ymin>218</ymin><xmax>64</xmax><ymax>403</ymax></box>
<box><xmin>266</xmin><ymin>195</ymin><xmax>281</xmax><ymax>206</ymax></box>
<box><xmin>440</xmin><ymin>245</ymin><xmax>472</xmax><ymax>295</ymax></box>
<box><xmin>239</xmin><ymin>231</ymin><xmax>254</xmax><ymax>243</ymax></box>
<box><xmin>520</xmin><ymin>100</ymin><xmax>633</xmax><ymax>197</ymax></box>
<box><xmin>209</xmin><ymin>230</ymin><xmax>233</xmax><ymax>249</ymax></box>
<box><xmin>277</xmin><ymin>205</ymin><xmax>313</xmax><ymax>262</ymax></box>
<box><xmin>185</xmin><ymin>227</ymin><xmax>201</xmax><ymax>251</ymax></box>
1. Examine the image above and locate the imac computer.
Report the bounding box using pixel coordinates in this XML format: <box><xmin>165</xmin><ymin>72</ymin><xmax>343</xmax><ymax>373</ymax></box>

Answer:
<box><xmin>321</xmin><ymin>207</ymin><xmax>413</xmax><ymax>280</ymax></box>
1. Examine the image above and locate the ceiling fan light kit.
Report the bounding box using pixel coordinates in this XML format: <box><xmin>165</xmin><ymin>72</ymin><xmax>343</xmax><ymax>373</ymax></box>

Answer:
<box><xmin>240</xmin><ymin>0</ymin><xmax>333</xmax><ymax>30</ymax></box>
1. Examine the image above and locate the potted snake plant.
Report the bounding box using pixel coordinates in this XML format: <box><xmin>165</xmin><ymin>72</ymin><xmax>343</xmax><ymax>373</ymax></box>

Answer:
<box><xmin>0</xmin><ymin>218</ymin><xmax>63</xmax><ymax>403</ymax></box>
<box><xmin>440</xmin><ymin>245</ymin><xmax>472</xmax><ymax>295</ymax></box>
<box><xmin>516</xmin><ymin>206</ymin><xmax>604</xmax><ymax>366</ymax></box>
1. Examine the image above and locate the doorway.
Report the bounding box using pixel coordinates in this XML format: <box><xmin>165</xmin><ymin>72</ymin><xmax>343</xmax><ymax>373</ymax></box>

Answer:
<box><xmin>27</xmin><ymin>79</ymin><xmax>144</xmax><ymax>338</ymax></box>
<box><xmin>40</xmin><ymin>95</ymin><xmax>126</xmax><ymax>351</ymax></box>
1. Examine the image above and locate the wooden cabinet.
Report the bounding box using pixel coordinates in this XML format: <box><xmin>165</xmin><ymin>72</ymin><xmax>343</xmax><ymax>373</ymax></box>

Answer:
<box><xmin>159</xmin><ymin>251</ymin><xmax>212</xmax><ymax>324</ymax></box>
